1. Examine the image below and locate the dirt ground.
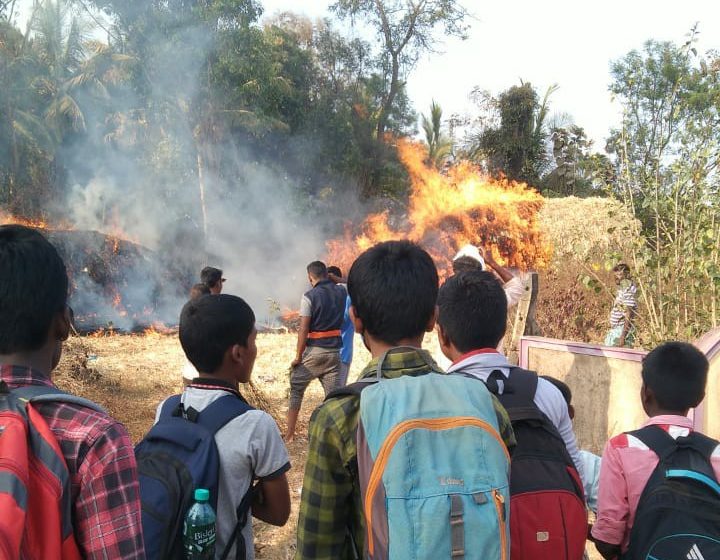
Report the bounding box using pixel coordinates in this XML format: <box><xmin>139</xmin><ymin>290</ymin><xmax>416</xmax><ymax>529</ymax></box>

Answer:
<box><xmin>54</xmin><ymin>331</ymin><xmax>601</xmax><ymax>560</ymax></box>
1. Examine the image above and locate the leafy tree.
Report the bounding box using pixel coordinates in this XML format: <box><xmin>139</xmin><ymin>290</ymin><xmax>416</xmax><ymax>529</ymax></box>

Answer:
<box><xmin>421</xmin><ymin>99</ymin><xmax>452</xmax><ymax>168</ymax></box>
<box><xmin>543</xmin><ymin>125</ymin><xmax>614</xmax><ymax>196</ymax></box>
<box><xmin>608</xmin><ymin>36</ymin><xmax>720</xmax><ymax>342</ymax></box>
<box><xmin>462</xmin><ymin>82</ymin><xmax>556</xmax><ymax>185</ymax></box>
<box><xmin>332</xmin><ymin>0</ymin><xmax>469</xmax><ymax>140</ymax></box>
<box><xmin>0</xmin><ymin>19</ymin><xmax>56</xmax><ymax>214</ymax></box>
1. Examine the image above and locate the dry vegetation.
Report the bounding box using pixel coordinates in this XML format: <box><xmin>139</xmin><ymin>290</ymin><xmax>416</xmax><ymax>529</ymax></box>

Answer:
<box><xmin>55</xmin><ymin>331</ymin><xmax>601</xmax><ymax>559</ymax></box>
<box><xmin>536</xmin><ymin>197</ymin><xmax>641</xmax><ymax>344</ymax></box>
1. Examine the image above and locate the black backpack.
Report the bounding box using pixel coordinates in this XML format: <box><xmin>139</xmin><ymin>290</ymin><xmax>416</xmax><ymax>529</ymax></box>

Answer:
<box><xmin>477</xmin><ymin>367</ymin><xmax>587</xmax><ymax>560</ymax></box>
<box><xmin>135</xmin><ymin>393</ymin><xmax>255</xmax><ymax>560</ymax></box>
<box><xmin>623</xmin><ymin>425</ymin><xmax>720</xmax><ymax>560</ymax></box>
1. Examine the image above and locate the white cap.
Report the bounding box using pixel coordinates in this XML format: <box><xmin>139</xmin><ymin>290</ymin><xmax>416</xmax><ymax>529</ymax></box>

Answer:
<box><xmin>453</xmin><ymin>244</ymin><xmax>485</xmax><ymax>270</ymax></box>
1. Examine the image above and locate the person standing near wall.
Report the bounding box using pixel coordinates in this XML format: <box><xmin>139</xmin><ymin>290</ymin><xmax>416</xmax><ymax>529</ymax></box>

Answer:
<box><xmin>605</xmin><ymin>263</ymin><xmax>637</xmax><ymax>348</ymax></box>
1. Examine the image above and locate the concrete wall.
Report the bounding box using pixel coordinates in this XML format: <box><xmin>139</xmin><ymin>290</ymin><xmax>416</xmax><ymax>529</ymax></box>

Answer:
<box><xmin>519</xmin><ymin>329</ymin><xmax>720</xmax><ymax>454</ymax></box>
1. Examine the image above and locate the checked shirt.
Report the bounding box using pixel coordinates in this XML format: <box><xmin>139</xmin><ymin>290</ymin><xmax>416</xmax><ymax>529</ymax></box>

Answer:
<box><xmin>295</xmin><ymin>348</ymin><xmax>515</xmax><ymax>560</ymax></box>
<box><xmin>1</xmin><ymin>365</ymin><xmax>145</xmax><ymax>559</ymax></box>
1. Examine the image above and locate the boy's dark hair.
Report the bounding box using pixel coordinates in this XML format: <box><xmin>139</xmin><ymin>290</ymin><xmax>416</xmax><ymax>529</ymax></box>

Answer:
<box><xmin>642</xmin><ymin>341</ymin><xmax>708</xmax><ymax>411</ymax></box>
<box><xmin>541</xmin><ymin>375</ymin><xmax>572</xmax><ymax>406</ymax></box>
<box><xmin>307</xmin><ymin>261</ymin><xmax>327</xmax><ymax>279</ymax></box>
<box><xmin>437</xmin><ymin>270</ymin><xmax>507</xmax><ymax>352</ymax></box>
<box><xmin>0</xmin><ymin>225</ymin><xmax>68</xmax><ymax>354</ymax></box>
<box><xmin>200</xmin><ymin>266</ymin><xmax>223</xmax><ymax>288</ymax></box>
<box><xmin>179</xmin><ymin>294</ymin><xmax>255</xmax><ymax>374</ymax></box>
<box><xmin>189</xmin><ymin>283</ymin><xmax>211</xmax><ymax>299</ymax></box>
<box><xmin>452</xmin><ymin>256</ymin><xmax>483</xmax><ymax>274</ymax></box>
<box><xmin>327</xmin><ymin>265</ymin><xmax>342</xmax><ymax>277</ymax></box>
<box><xmin>347</xmin><ymin>240</ymin><xmax>438</xmax><ymax>345</ymax></box>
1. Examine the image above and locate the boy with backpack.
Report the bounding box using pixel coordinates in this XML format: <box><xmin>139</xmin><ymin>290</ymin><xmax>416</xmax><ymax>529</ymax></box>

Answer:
<box><xmin>0</xmin><ymin>224</ymin><xmax>145</xmax><ymax>559</ymax></box>
<box><xmin>296</xmin><ymin>240</ymin><xmax>515</xmax><ymax>560</ymax></box>
<box><xmin>137</xmin><ymin>294</ymin><xmax>290</xmax><ymax>559</ymax></box>
<box><xmin>592</xmin><ymin>342</ymin><xmax>720</xmax><ymax>560</ymax></box>
<box><xmin>437</xmin><ymin>269</ymin><xmax>588</xmax><ymax>560</ymax></box>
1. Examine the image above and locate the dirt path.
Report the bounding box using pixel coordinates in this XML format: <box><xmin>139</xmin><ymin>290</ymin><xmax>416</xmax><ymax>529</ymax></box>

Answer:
<box><xmin>54</xmin><ymin>332</ymin><xmax>601</xmax><ymax>559</ymax></box>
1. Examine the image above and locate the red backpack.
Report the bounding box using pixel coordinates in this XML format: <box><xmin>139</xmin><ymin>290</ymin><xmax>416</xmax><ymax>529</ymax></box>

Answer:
<box><xmin>0</xmin><ymin>380</ymin><xmax>104</xmax><ymax>559</ymax></box>
<box><xmin>483</xmin><ymin>368</ymin><xmax>587</xmax><ymax>560</ymax></box>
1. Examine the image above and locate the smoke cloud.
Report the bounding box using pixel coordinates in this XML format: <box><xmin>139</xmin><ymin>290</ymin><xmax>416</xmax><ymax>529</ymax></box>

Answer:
<box><xmin>53</xmin><ymin>11</ymin><xmax>335</xmax><ymax>327</ymax></box>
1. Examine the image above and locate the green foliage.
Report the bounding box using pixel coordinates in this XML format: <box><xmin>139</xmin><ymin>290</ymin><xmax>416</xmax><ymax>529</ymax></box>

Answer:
<box><xmin>609</xmin><ymin>33</ymin><xmax>720</xmax><ymax>343</ymax></box>
<box><xmin>463</xmin><ymin>82</ymin><xmax>554</xmax><ymax>186</ymax></box>
<box><xmin>421</xmin><ymin>100</ymin><xmax>453</xmax><ymax>168</ymax></box>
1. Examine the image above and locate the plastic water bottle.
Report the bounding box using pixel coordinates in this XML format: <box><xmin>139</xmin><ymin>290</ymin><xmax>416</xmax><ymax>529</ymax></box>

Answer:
<box><xmin>183</xmin><ymin>488</ymin><xmax>216</xmax><ymax>559</ymax></box>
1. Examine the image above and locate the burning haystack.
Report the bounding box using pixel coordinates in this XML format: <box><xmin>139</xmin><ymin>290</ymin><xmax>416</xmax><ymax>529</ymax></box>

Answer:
<box><xmin>1</xmin><ymin>215</ymin><xmax>188</xmax><ymax>332</ymax></box>
<box><xmin>327</xmin><ymin>139</ymin><xmax>551</xmax><ymax>278</ymax></box>
<box><xmin>49</xmin><ymin>230</ymin><xmax>188</xmax><ymax>332</ymax></box>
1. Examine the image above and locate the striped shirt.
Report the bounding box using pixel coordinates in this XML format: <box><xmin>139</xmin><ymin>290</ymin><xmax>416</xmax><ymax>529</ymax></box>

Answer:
<box><xmin>610</xmin><ymin>279</ymin><xmax>637</xmax><ymax>327</ymax></box>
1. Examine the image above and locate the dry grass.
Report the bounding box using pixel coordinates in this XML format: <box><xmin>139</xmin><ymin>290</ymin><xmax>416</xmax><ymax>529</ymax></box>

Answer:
<box><xmin>54</xmin><ymin>331</ymin><xmax>601</xmax><ymax>560</ymax></box>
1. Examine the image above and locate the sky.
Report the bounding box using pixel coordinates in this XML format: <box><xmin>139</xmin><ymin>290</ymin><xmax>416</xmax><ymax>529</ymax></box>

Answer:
<box><xmin>12</xmin><ymin>0</ymin><xmax>720</xmax><ymax>148</ymax></box>
<box><xmin>260</xmin><ymin>0</ymin><xmax>720</xmax><ymax>148</ymax></box>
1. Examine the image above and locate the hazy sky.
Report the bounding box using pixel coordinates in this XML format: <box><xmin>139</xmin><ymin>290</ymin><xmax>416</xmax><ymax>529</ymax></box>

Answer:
<box><xmin>13</xmin><ymin>0</ymin><xmax>720</xmax><ymax>148</ymax></box>
<box><xmin>261</xmin><ymin>0</ymin><xmax>720</xmax><ymax>148</ymax></box>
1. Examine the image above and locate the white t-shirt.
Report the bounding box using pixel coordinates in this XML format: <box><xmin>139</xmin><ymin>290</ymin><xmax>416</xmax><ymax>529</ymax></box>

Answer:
<box><xmin>155</xmin><ymin>386</ymin><xmax>290</xmax><ymax>559</ymax></box>
<box><xmin>447</xmin><ymin>352</ymin><xmax>586</xmax><ymax>487</ymax></box>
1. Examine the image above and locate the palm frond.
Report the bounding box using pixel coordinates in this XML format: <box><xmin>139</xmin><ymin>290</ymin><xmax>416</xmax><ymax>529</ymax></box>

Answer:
<box><xmin>12</xmin><ymin>109</ymin><xmax>58</xmax><ymax>153</ymax></box>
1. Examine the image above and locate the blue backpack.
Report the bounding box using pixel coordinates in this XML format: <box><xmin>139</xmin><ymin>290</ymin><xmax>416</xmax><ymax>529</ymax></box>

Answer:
<box><xmin>135</xmin><ymin>393</ymin><xmax>253</xmax><ymax>560</ymax></box>
<box><xmin>330</xmin><ymin>348</ymin><xmax>511</xmax><ymax>560</ymax></box>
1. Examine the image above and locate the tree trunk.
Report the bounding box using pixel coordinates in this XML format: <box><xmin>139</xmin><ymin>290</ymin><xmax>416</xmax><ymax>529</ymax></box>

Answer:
<box><xmin>375</xmin><ymin>54</ymin><xmax>400</xmax><ymax>140</ymax></box>
<box><xmin>196</xmin><ymin>148</ymin><xmax>208</xmax><ymax>254</ymax></box>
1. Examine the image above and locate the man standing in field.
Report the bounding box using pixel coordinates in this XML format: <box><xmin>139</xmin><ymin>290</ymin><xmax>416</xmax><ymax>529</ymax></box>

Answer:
<box><xmin>605</xmin><ymin>263</ymin><xmax>637</xmax><ymax>347</ymax></box>
<box><xmin>285</xmin><ymin>261</ymin><xmax>346</xmax><ymax>442</ymax></box>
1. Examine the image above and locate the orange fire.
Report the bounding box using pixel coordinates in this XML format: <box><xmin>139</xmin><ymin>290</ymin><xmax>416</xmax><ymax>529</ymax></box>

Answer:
<box><xmin>326</xmin><ymin>139</ymin><xmax>551</xmax><ymax>279</ymax></box>
<box><xmin>0</xmin><ymin>213</ymin><xmax>50</xmax><ymax>230</ymax></box>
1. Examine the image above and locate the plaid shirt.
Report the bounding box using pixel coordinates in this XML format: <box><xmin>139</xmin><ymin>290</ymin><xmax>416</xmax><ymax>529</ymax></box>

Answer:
<box><xmin>295</xmin><ymin>348</ymin><xmax>515</xmax><ymax>560</ymax></box>
<box><xmin>0</xmin><ymin>365</ymin><xmax>145</xmax><ymax>559</ymax></box>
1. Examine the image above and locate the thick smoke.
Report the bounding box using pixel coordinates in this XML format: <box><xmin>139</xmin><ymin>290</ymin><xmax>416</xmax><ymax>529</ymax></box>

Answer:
<box><xmin>56</xmin><ymin>10</ymin><xmax>330</xmax><ymax>327</ymax></box>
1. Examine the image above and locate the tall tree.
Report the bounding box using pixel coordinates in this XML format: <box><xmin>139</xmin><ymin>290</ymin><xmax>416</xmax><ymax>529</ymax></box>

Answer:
<box><xmin>332</xmin><ymin>0</ymin><xmax>469</xmax><ymax>140</ymax></box>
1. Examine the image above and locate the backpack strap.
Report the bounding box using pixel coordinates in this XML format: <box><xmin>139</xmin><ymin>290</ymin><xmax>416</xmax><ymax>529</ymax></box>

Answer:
<box><xmin>629</xmin><ymin>425</ymin><xmax>680</xmax><ymax>462</ymax></box>
<box><xmin>195</xmin><ymin>394</ymin><xmax>254</xmax><ymax>435</ymax></box>
<box><xmin>219</xmin><ymin>482</ymin><xmax>258</xmax><ymax>560</ymax></box>
<box><xmin>159</xmin><ymin>394</ymin><xmax>182</xmax><ymax>419</ymax></box>
<box><xmin>12</xmin><ymin>384</ymin><xmax>107</xmax><ymax>414</ymax></box>
<box><xmin>325</xmin><ymin>346</ymin><xmax>440</xmax><ymax>401</ymax></box>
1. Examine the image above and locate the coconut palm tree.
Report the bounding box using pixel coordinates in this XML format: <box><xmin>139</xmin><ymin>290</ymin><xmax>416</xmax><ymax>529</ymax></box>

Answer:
<box><xmin>421</xmin><ymin>100</ymin><xmax>453</xmax><ymax>168</ymax></box>
<box><xmin>31</xmin><ymin>0</ymin><xmax>132</xmax><ymax>140</ymax></box>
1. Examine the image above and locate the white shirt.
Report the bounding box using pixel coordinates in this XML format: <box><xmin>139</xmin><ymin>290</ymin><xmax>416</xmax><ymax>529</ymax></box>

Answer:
<box><xmin>156</xmin><ymin>387</ymin><xmax>290</xmax><ymax>560</ymax></box>
<box><xmin>447</xmin><ymin>351</ymin><xmax>586</xmax><ymax>486</ymax></box>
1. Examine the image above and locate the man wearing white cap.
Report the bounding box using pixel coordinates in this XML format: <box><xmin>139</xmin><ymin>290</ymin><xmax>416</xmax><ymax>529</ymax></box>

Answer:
<box><xmin>452</xmin><ymin>244</ymin><xmax>526</xmax><ymax>307</ymax></box>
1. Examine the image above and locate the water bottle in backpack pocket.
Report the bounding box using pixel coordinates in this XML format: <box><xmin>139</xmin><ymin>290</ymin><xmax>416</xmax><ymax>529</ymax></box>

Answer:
<box><xmin>622</xmin><ymin>426</ymin><xmax>720</xmax><ymax>560</ymax></box>
<box><xmin>355</xmin><ymin>372</ymin><xmax>511</xmax><ymax>560</ymax></box>
<box><xmin>184</xmin><ymin>488</ymin><xmax>216</xmax><ymax>559</ymax></box>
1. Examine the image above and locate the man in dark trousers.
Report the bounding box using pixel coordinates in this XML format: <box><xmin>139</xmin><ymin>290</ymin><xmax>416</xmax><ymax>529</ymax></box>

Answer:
<box><xmin>285</xmin><ymin>261</ymin><xmax>346</xmax><ymax>442</ymax></box>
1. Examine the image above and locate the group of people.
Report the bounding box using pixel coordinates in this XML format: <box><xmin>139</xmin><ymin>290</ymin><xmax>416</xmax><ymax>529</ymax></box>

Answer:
<box><xmin>0</xmin><ymin>223</ymin><xmax>717</xmax><ymax>560</ymax></box>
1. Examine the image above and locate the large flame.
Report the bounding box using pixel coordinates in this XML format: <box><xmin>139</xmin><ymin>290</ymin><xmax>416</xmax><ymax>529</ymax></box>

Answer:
<box><xmin>327</xmin><ymin>139</ymin><xmax>551</xmax><ymax>279</ymax></box>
